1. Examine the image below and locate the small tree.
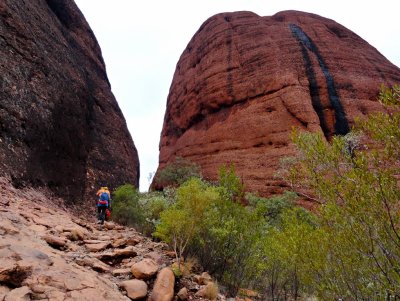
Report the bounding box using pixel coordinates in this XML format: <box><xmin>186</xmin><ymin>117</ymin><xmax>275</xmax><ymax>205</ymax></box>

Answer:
<box><xmin>250</xmin><ymin>207</ymin><xmax>318</xmax><ymax>300</ymax></box>
<box><xmin>154</xmin><ymin>178</ymin><xmax>219</xmax><ymax>268</ymax></box>
<box><xmin>154</xmin><ymin>208</ymin><xmax>192</xmax><ymax>268</ymax></box>
<box><xmin>218</xmin><ymin>163</ymin><xmax>245</xmax><ymax>203</ymax></box>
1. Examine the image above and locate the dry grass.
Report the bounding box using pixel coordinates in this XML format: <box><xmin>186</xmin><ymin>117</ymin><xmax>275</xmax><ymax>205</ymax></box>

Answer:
<box><xmin>183</xmin><ymin>256</ymin><xmax>199</xmax><ymax>275</ymax></box>
<box><xmin>68</xmin><ymin>229</ymin><xmax>79</xmax><ymax>241</ymax></box>
<box><xmin>203</xmin><ymin>282</ymin><xmax>219</xmax><ymax>301</ymax></box>
<box><xmin>171</xmin><ymin>256</ymin><xmax>199</xmax><ymax>277</ymax></box>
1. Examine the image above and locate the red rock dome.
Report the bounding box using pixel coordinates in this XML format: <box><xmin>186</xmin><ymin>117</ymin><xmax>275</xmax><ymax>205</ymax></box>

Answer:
<box><xmin>155</xmin><ymin>10</ymin><xmax>400</xmax><ymax>196</ymax></box>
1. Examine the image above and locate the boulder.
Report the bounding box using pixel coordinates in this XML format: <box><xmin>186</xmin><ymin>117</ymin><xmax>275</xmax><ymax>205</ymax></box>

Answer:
<box><xmin>145</xmin><ymin>251</ymin><xmax>165</xmax><ymax>265</ymax></box>
<box><xmin>199</xmin><ymin>272</ymin><xmax>212</xmax><ymax>285</ymax></box>
<box><xmin>194</xmin><ymin>271</ymin><xmax>212</xmax><ymax>285</ymax></box>
<box><xmin>149</xmin><ymin>268</ymin><xmax>175</xmax><ymax>301</ymax></box>
<box><xmin>0</xmin><ymin>220</ymin><xmax>19</xmax><ymax>235</ymax></box>
<box><xmin>112</xmin><ymin>238</ymin><xmax>127</xmax><ymax>248</ymax></box>
<box><xmin>42</xmin><ymin>234</ymin><xmax>68</xmax><ymax>249</ymax></box>
<box><xmin>95</xmin><ymin>246</ymin><xmax>137</xmax><ymax>263</ymax></box>
<box><xmin>84</xmin><ymin>240</ymin><xmax>105</xmax><ymax>244</ymax></box>
<box><xmin>4</xmin><ymin>286</ymin><xmax>31</xmax><ymax>301</ymax></box>
<box><xmin>177</xmin><ymin>287</ymin><xmax>188</xmax><ymax>300</ymax></box>
<box><xmin>0</xmin><ymin>286</ymin><xmax>11</xmax><ymax>300</ymax></box>
<box><xmin>238</xmin><ymin>288</ymin><xmax>260</xmax><ymax>298</ymax></box>
<box><xmin>64</xmin><ymin>227</ymin><xmax>87</xmax><ymax>241</ymax></box>
<box><xmin>28</xmin><ymin>224</ymin><xmax>47</xmax><ymax>233</ymax></box>
<box><xmin>126</xmin><ymin>237</ymin><xmax>142</xmax><ymax>246</ymax></box>
<box><xmin>0</xmin><ymin>259</ymin><xmax>33</xmax><ymax>287</ymax></box>
<box><xmin>85</xmin><ymin>242</ymin><xmax>111</xmax><ymax>252</ymax></box>
<box><xmin>113</xmin><ymin>246</ymin><xmax>137</xmax><ymax>258</ymax></box>
<box><xmin>103</xmin><ymin>221</ymin><xmax>116</xmax><ymax>230</ymax></box>
<box><xmin>120</xmin><ymin>279</ymin><xmax>148</xmax><ymax>300</ymax></box>
<box><xmin>32</xmin><ymin>217</ymin><xmax>54</xmax><ymax>228</ymax></box>
<box><xmin>131</xmin><ymin>258</ymin><xmax>158</xmax><ymax>279</ymax></box>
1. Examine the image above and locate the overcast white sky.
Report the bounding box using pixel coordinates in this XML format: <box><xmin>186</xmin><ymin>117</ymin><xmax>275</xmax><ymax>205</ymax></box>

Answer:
<box><xmin>74</xmin><ymin>0</ymin><xmax>399</xmax><ymax>191</ymax></box>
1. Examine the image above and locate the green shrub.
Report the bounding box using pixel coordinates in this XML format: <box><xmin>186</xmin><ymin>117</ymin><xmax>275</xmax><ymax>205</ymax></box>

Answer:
<box><xmin>218</xmin><ymin>163</ymin><xmax>245</xmax><ymax>203</ymax></box>
<box><xmin>247</xmin><ymin>191</ymin><xmax>297</xmax><ymax>226</ymax></box>
<box><xmin>111</xmin><ymin>184</ymin><xmax>146</xmax><ymax>231</ymax></box>
<box><xmin>249</xmin><ymin>206</ymin><xmax>318</xmax><ymax>300</ymax></box>
<box><xmin>138</xmin><ymin>191</ymin><xmax>174</xmax><ymax>234</ymax></box>
<box><xmin>154</xmin><ymin>156</ymin><xmax>201</xmax><ymax>188</ymax></box>
<box><xmin>200</xmin><ymin>197</ymin><xmax>263</xmax><ymax>296</ymax></box>
<box><xmin>154</xmin><ymin>178</ymin><xmax>219</xmax><ymax>267</ymax></box>
<box><xmin>281</xmin><ymin>84</ymin><xmax>400</xmax><ymax>299</ymax></box>
<box><xmin>180</xmin><ymin>167</ymin><xmax>265</xmax><ymax>295</ymax></box>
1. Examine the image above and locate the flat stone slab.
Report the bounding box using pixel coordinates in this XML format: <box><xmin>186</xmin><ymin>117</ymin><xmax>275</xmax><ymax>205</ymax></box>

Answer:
<box><xmin>85</xmin><ymin>242</ymin><xmax>111</xmax><ymax>252</ymax></box>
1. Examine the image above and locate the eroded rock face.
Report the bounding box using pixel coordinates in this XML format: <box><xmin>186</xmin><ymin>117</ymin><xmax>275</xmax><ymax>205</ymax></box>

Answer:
<box><xmin>156</xmin><ymin>10</ymin><xmax>400</xmax><ymax>196</ymax></box>
<box><xmin>0</xmin><ymin>0</ymin><xmax>139</xmax><ymax>202</ymax></box>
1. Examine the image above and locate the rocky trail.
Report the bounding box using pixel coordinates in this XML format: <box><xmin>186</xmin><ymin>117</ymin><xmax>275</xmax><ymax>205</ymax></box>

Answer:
<box><xmin>0</xmin><ymin>178</ymin><xmax>223</xmax><ymax>301</ymax></box>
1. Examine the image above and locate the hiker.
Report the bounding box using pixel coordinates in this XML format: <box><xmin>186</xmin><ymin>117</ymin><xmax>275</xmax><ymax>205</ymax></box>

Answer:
<box><xmin>96</xmin><ymin>186</ymin><xmax>111</xmax><ymax>224</ymax></box>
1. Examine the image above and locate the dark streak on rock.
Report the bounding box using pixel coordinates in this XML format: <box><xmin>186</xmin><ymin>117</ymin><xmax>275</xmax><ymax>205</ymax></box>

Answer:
<box><xmin>298</xmin><ymin>40</ymin><xmax>329</xmax><ymax>136</ymax></box>
<box><xmin>290</xmin><ymin>23</ymin><xmax>349</xmax><ymax>137</ymax></box>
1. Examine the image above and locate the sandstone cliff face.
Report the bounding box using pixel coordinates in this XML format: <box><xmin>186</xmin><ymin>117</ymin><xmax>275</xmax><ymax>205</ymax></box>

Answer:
<box><xmin>156</xmin><ymin>10</ymin><xmax>400</xmax><ymax>196</ymax></box>
<box><xmin>0</xmin><ymin>0</ymin><xmax>139</xmax><ymax>201</ymax></box>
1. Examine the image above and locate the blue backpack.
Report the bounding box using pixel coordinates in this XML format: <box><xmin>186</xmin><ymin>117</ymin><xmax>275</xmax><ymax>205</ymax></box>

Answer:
<box><xmin>98</xmin><ymin>192</ymin><xmax>109</xmax><ymax>206</ymax></box>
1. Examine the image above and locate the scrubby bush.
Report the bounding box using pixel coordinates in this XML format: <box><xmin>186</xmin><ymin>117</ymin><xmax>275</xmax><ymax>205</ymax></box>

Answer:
<box><xmin>197</xmin><ymin>194</ymin><xmax>264</xmax><ymax>295</ymax></box>
<box><xmin>280</xmin><ymin>84</ymin><xmax>400</xmax><ymax>299</ymax></box>
<box><xmin>154</xmin><ymin>178</ymin><xmax>219</xmax><ymax>267</ymax></box>
<box><xmin>249</xmin><ymin>206</ymin><xmax>318</xmax><ymax>300</ymax></box>
<box><xmin>111</xmin><ymin>185</ymin><xmax>173</xmax><ymax>236</ymax></box>
<box><xmin>202</xmin><ymin>282</ymin><xmax>219</xmax><ymax>300</ymax></box>
<box><xmin>154</xmin><ymin>156</ymin><xmax>201</xmax><ymax>188</ymax></box>
<box><xmin>155</xmin><ymin>167</ymin><xmax>266</xmax><ymax>296</ymax></box>
<box><xmin>111</xmin><ymin>184</ymin><xmax>146</xmax><ymax>230</ymax></box>
<box><xmin>247</xmin><ymin>191</ymin><xmax>297</xmax><ymax>226</ymax></box>
<box><xmin>139</xmin><ymin>190</ymin><xmax>175</xmax><ymax>235</ymax></box>
<box><xmin>218</xmin><ymin>163</ymin><xmax>245</xmax><ymax>203</ymax></box>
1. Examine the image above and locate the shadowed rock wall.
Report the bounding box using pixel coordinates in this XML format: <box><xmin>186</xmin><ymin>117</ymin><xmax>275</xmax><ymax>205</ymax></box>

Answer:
<box><xmin>155</xmin><ymin>10</ymin><xmax>400</xmax><ymax>196</ymax></box>
<box><xmin>0</xmin><ymin>0</ymin><xmax>139</xmax><ymax>202</ymax></box>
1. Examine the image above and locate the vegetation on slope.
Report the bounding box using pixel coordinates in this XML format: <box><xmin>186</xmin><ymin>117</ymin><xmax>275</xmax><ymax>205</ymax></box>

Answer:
<box><xmin>112</xmin><ymin>85</ymin><xmax>400</xmax><ymax>300</ymax></box>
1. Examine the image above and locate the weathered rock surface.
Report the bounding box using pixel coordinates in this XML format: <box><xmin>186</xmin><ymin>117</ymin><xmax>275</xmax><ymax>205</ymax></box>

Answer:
<box><xmin>120</xmin><ymin>279</ymin><xmax>148</xmax><ymax>300</ymax></box>
<box><xmin>131</xmin><ymin>258</ymin><xmax>159</xmax><ymax>280</ymax></box>
<box><xmin>85</xmin><ymin>241</ymin><xmax>111</xmax><ymax>252</ymax></box>
<box><xmin>177</xmin><ymin>287</ymin><xmax>188</xmax><ymax>300</ymax></box>
<box><xmin>0</xmin><ymin>0</ymin><xmax>139</xmax><ymax>203</ymax></box>
<box><xmin>149</xmin><ymin>268</ymin><xmax>175</xmax><ymax>301</ymax></box>
<box><xmin>155</xmin><ymin>10</ymin><xmax>400</xmax><ymax>196</ymax></box>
